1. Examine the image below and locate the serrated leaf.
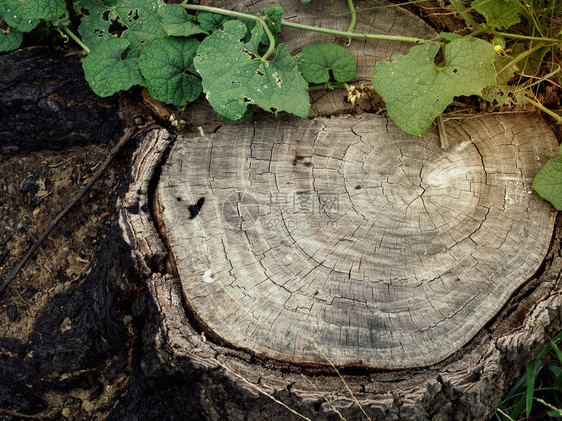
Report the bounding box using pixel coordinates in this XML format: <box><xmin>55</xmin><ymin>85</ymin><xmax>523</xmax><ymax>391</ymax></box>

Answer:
<box><xmin>1</xmin><ymin>0</ymin><xmax>40</xmax><ymax>32</ymax></box>
<box><xmin>533</xmin><ymin>157</ymin><xmax>562</xmax><ymax>210</ymax></box>
<box><xmin>472</xmin><ymin>0</ymin><xmax>522</xmax><ymax>30</ymax></box>
<box><xmin>0</xmin><ymin>24</ymin><xmax>23</xmax><ymax>51</ymax></box>
<box><xmin>83</xmin><ymin>37</ymin><xmax>145</xmax><ymax>97</ymax></box>
<box><xmin>194</xmin><ymin>20</ymin><xmax>310</xmax><ymax>123</ymax></box>
<box><xmin>75</xmin><ymin>0</ymin><xmax>166</xmax><ymax>55</ymax></box>
<box><xmin>158</xmin><ymin>4</ymin><xmax>206</xmax><ymax>37</ymax></box>
<box><xmin>139</xmin><ymin>37</ymin><xmax>202</xmax><ymax>106</ymax></box>
<box><xmin>296</xmin><ymin>43</ymin><xmax>356</xmax><ymax>84</ymax></box>
<box><xmin>372</xmin><ymin>37</ymin><xmax>496</xmax><ymax>136</ymax></box>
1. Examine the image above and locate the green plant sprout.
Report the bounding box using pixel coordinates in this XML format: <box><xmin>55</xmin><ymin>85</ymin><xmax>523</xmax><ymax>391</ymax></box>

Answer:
<box><xmin>0</xmin><ymin>0</ymin><xmax>561</xmax><ymax>207</ymax></box>
<box><xmin>495</xmin><ymin>330</ymin><xmax>562</xmax><ymax>420</ymax></box>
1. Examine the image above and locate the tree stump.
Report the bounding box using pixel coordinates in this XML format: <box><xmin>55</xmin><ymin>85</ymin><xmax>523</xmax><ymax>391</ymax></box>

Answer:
<box><xmin>120</xmin><ymin>1</ymin><xmax>562</xmax><ymax>419</ymax></box>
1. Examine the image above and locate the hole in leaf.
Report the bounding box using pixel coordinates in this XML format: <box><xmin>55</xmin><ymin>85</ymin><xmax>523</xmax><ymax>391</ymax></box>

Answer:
<box><xmin>270</xmin><ymin>107</ymin><xmax>277</xmax><ymax>113</ymax></box>
<box><xmin>242</xmin><ymin>48</ymin><xmax>257</xmax><ymax>60</ymax></box>
<box><xmin>93</xmin><ymin>28</ymin><xmax>104</xmax><ymax>38</ymax></box>
<box><xmin>243</xmin><ymin>97</ymin><xmax>252</xmax><ymax>103</ymax></box>
<box><xmin>433</xmin><ymin>49</ymin><xmax>445</xmax><ymax>67</ymax></box>
<box><xmin>127</xmin><ymin>8</ymin><xmax>140</xmax><ymax>21</ymax></box>
<box><xmin>256</xmin><ymin>70</ymin><xmax>265</xmax><ymax>76</ymax></box>
<box><xmin>453</xmin><ymin>68</ymin><xmax>458</xmax><ymax>74</ymax></box>
<box><xmin>108</xmin><ymin>18</ymin><xmax>128</xmax><ymax>36</ymax></box>
<box><xmin>80</xmin><ymin>8</ymin><xmax>90</xmax><ymax>16</ymax></box>
<box><xmin>102</xmin><ymin>10</ymin><xmax>110</xmax><ymax>22</ymax></box>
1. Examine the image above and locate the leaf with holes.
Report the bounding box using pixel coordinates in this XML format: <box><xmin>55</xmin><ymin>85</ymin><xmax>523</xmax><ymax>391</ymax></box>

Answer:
<box><xmin>83</xmin><ymin>37</ymin><xmax>145</xmax><ymax>97</ymax></box>
<box><xmin>1</xmin><ymin>0</ymin><xmax>40</xmax><ymax>32</ymax></box>
<box><xmin>194</xmin><ymin>20</ymin><xmax>310</xmax><ymax>123</ymax></box>
<box><xmin>296</xmin><ymin>43</ymin><xmax>356</xmax><ymax>84</ymax></box>
<box><xmin>75</xmin><ymin>0</ymin><xmax>166</xmax><ymax>56</ymax></box>
<box><xmin>139</xmin><ymin>37</ymin><xmax>202</xmax><ymax>106</ymax></box>
<box><xmin>481</xmin><ymin>54</ymin><xmax>516</xmax><ymax>106</ymax></box>
<box><xmin>533</xmin><ymin>157</ymin><xmax>562</xmax><ymax>210</ymax></box>
<box><xmin>372</xmin><ymin>37</ymin><xmax>496</xmax><ymax>136</ymax></box>
<box><xmin>472</xmin><ymin>0</ymin><xmax>522</xmax><ymax>30</ymax></box>
<box><xmin>158</xmin><ymin>4</ymin><xmax>206</xmax><ymax>37</ymax></box>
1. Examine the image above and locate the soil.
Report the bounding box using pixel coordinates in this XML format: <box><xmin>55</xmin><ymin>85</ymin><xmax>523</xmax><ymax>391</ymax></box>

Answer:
<box><xmin>0</xmin><ymin>145</ymin><xmax>119</xmax><ymax>338</ymax></box>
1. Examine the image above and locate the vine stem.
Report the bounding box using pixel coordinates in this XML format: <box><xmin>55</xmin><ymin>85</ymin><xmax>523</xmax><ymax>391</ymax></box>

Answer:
<box><xmin>280</xmin><ymin>20</ymin><xmax>425</xmax><ymax>43</ymax></box>
<box><xmin>488</xmin><ymin>29</ymin><xmax>560</xmax><ymax>43</ymax></box>
<box><xmin>180</xmin><ymin>4</ymin><xmax>276</xmax><ymax>60</ymax></box>
<box><xmin>180</xmin><ymin>3</ymin><xmax>427</xmax><ymax>45</ymax></box>
<box><xmin>63</xmin><ymin>26</ymin><xmax>90</xmax><ymax>53</ymax></box>
<box><xmin>346</xmin><ymin>0</ymin><xmax>356</xmax><ymax>33</ymax></box>
<box><xmin>523</xmin><ymin>96</ymin><xmax>562</xmax><ymax>123</ymax></box>
<box><xmin>498</xmin><ymin>42</ymin><xmax>545</xmax><ymax>75</ymax></box>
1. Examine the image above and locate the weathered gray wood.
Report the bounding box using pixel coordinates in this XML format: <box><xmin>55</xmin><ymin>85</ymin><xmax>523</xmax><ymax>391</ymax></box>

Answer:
<box><xmin>157</xmin><ymin>113</ymin><xmax>558</xmax><ymax>369</ymax></box>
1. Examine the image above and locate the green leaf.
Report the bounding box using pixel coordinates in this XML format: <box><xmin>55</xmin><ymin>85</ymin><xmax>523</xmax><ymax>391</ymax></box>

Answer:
<box><xmin>0</xmin><ymin>24</ymin><xmax>23</xmax><ymax>52</ymax></box>
<box><xmin>261</xmin><ymin>5</ymin><xmax>282</xmax><ymax>46</ymax></box>
<box><xmin>533</xmin><ymin>157</ymin><xmax>562</xmax><ymax>210</ymax></box>
<box><xmin>372</xmin><ymin>37</ymin><xmax>496</xmax><ymax>136</ymax></box>
<box><xmin>481</xmin><ymin>54</ymin><xmax>516</xmax><ymax>106</ymax></box>
<box><xmin>75</xmin><ymin>0</ymin><xmax>167</xmax><ymax>55</ymax></box>
<box><xmin>264</xmin><ymin>5</ymin><xmax>282</xmax><ymax>35</ymax></box>
<box><xmin>157</xmin><ymin>4</ymin><xmax>206</xmax><ymax>37</ymax></box>
<box><xmin>139</xmin><ymin>37</ymin><xmax>202</xmax><ymax>107</ymax></box>
<box><xmin>439</xmin><ymin>32</ymin><xmax>462</xmax><ymax>42</ymax></box>
<box><xmin>551</xmin><ymin>339</ymin><xmax>562</xmax><ymax>364</ymax></box>
<box><xmin>194</xmin><ymin>20</ymin><xmax>310</xmax><ymax>123</ymax></box>
<box><xmin>3</xmin><ymin>0</ymin><xmax>66</xmax><ymax>23</ymax></box>
<box><xmin>301</xmin><ymin>0</ymin><xmax>312</xmax><ymax>3</ymax></box>
<box><xmin>555</xmin><ymin>372</ymin><xmax>562</xmax><ymax>390</ymax></box>
<box><xmin>1</xmin><ymin>0</ymin><xmax>40</xmax><ymax>32</ymax></box>
<box><xmin>296</xmin><ymin>43</ymin><xmax>356</xmax><ymax>84</ymax></box>
<box><xmin>472</xmin><ymin>0</ymin><xmax>522</xmax><ymax>30</ymax></box>
<box><xmin>82</xmin><ymin>37</ymin><xmax>145</xmax><ymax>97</ymax></box>
<box><xmin>512</xmin><ymin>43</ymin><xmax>550</xmax><ymax>76</ymax></box>
<box><xmin>196</xmin><ymin>11</ymin><xmax>230</xmax><ymax>33</ymax></box>
<box><xmin>526</xmin><ymin>359</ymin><xmax>539</xmax><ymax>418</ymax></box>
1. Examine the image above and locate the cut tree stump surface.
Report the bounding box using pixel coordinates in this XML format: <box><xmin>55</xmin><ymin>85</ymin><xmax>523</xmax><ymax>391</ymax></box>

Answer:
<box><xmin>158</xmin><ymin>113</ymin><xmax>558</xmax><ymax>369</ymax></box>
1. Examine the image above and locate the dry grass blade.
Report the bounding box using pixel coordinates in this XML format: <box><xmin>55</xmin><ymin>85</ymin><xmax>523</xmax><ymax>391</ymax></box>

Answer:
<box><xmin>300</xmin><ymin>373</ymin><xmax>347</xmax><ymax>420</ymax></box>
<box><xmin>313</xmin><ymin>344</ymin><xmax>372</xmax><ymax>421</ymax></box>
<box><xmin>213</xmin><ymin>359</ymin><xmax>311</xmax><ymax>421</ymax></box>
